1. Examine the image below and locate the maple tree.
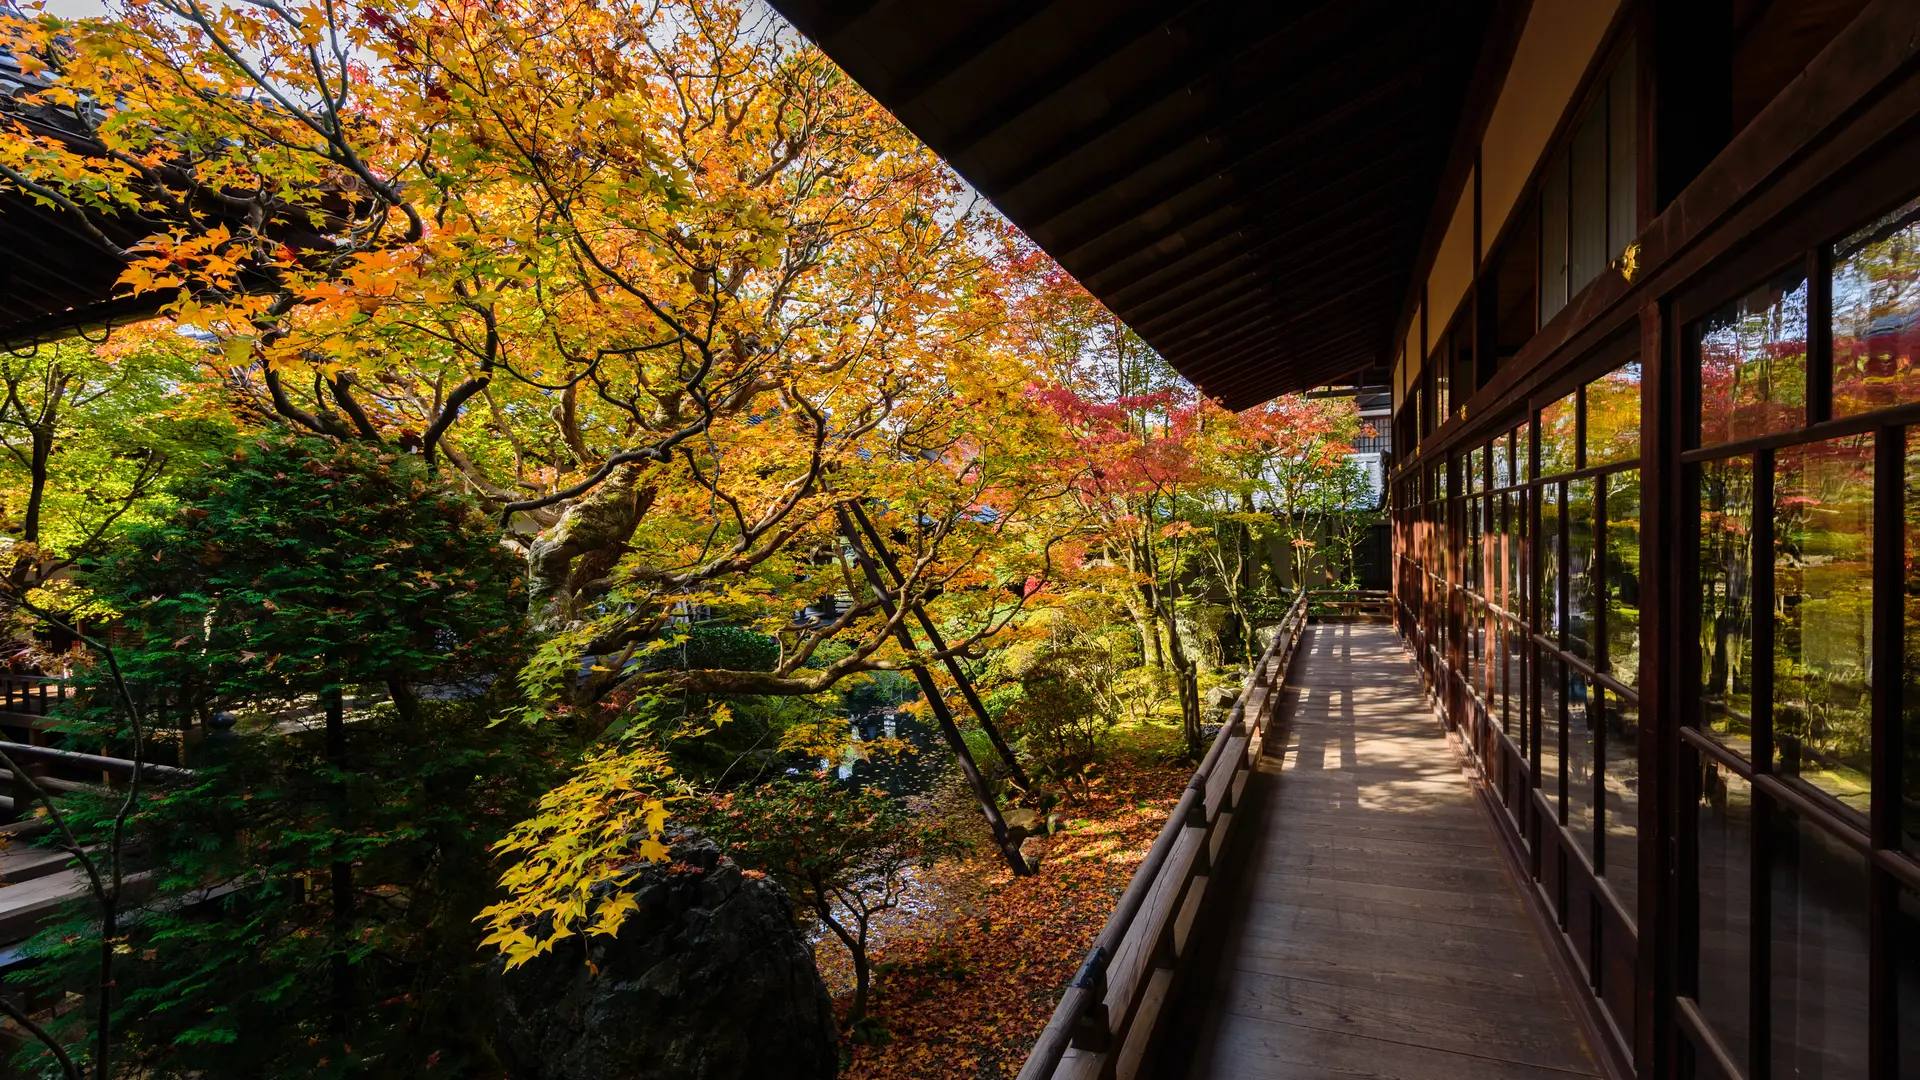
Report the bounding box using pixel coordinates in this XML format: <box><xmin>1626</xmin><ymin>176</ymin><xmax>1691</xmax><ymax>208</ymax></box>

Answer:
<box><xmin>4</xmin><ymin>0</ymin><xmax>1080</xmax><ymax>914</ymax></box>
<box><xmin>0</xmin><ymin>0</ymin><xmax>1376</xmax><ymax>1072</ymax></box>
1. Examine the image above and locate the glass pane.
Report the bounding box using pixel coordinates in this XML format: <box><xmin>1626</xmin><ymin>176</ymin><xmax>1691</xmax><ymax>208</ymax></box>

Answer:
<box><xmin>1699</xmin><ymin>457</ymin><xmax>1757</xmax><ymax>756</ymax></box>
<box><xmin>1510</xmin><ymin>488</ymin><xmax>1526</xmax><ymax>618</ymax></box>
<box><xmin>1569</xmin><ymin>478</ymin><xmax>1597</xmax><ymax>663</ymax></box>
<box><xmin>1696</xmin><ymin>266</ymin><xmax>1810</xmax><ymax>447</ymax></box>
<box><xmin>1508</xmin><ymin>624</ymin><xmax>1527</xmax><ymax>740</ymax></box>
<box><xmin>1606</xmin><ymin>469</ymin><xmax>1643</xmax><ymax>690</ymax></box>
<box><xmin>1570</xmin><ymin>103</ymin><xmax>1609</xmax><ymax>298</ymax></box>
<box><xmin>1453</xmin><ymin>335</ymin><xmax>1476</xmax><ymax>417</ymax></box>
<box><xmin>1601</xmin><ymin>691</ymin><xmax>1640</xmax><ymax>919</ymax></box>
<box><xmin>1467</xmin><ymin>447</ymin><xmax>1481</xmax><ymax>495</ymax></box>
<box><xmin>1519</xmin><ymin>420</ymin><xmax>1534</xmax><ymax>481</ymax></box>
<box><xmin>1607</xmin><ymin>46</ymin><xmax>1638</xmax><ymax>261</ymax></box>
<box><xmin>1541</xmin><ymin>392</ymin><xmax>1578</xmax><ymax>476</ymax></box>
<box><xmin>1908</xmin><ymin>430</ymin><xmax>1920</xmax><ymax>858</ymax></box>
<box><xmin>1831</xmin><ymin>196</ymin><xmax>1920</xmax><ymax>418</ymax></box>
<box><xmin>1769</xmin><ymin>809</ymin><xmax>1871</xmax><ymax>1079</ymax></box>
<box><xmin>1586</xmin><ymin>360</ymin><xmax>1642</xmax><ymax>468</ymax></box>
<box><xmin>1541</xmin><ymin>153</ymin><xmax>1570</xmax><ymax>326</ymax></box>
<box><xmin>1497</xmin><ymin>616</ymin><xmax>1511</xmax><ymax>732</ymax></box>
<box><xmin>1696</xmin><ymin>762</ymin><xmax>1753</xmax><ymax>1074</ymax></box>
<box><xmin>1540</xmin><ymin>655</ymin><xmax>1563</xmax><ymax>814</ymax></box>
<box><xmin>1773</xmin><ymin>438</ymin><xmax>1873</xmax><ymax>820</ymax></box>
<box><xmin>1466</xmin><ymin>494</ymin><xmax>1480</xmax><ymax>594</ymax></box>
<box><xmin>1568</xmin><ymin>667</ymin><xmax>1596</xmax><ymax>859</ymax></box>
<box><xmin>1494</xmin><ymin>432</ymin><xmax>1513</xmax><ymax>489</ymax></box>
<box><xmin>1541</xmin><ymin>481</ymin><xmax>1564</xmax><ymax>638</ymax></box>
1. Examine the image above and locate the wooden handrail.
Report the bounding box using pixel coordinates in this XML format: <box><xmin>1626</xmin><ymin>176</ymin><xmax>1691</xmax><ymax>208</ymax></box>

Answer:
<box><xmin>1016</xmin><ymin>590</ymin><xmax>1312</xmax><ymax>1080</ymax></box>
<box><xmin>0</xmin><ymin>741</ymin><xmax>194</xmax><ymax>782</ymax></box>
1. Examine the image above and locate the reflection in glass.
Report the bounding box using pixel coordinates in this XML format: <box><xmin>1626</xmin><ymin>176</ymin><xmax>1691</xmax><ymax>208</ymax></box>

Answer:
<box><xmin>1601</xmin><ymin>691</ymin><xmax>1639</xmax><ymax>919</ymax></box>
<box><xmin>1696</xmin><ymin>762</ymin><xmax>1753</xmax><ymax>1074</ymax></box>
<box><xmin>1541</xmin><ymin>481</ymin><xmax>1564</xmax><ymax>640</ymax></box>
<box><xmin>1510</xmin><ymin>488</ymin><xmax>1526</xmax><ymax>617</ymax></box>
<box><xmin>1519</xmin><ymin>420</ymin><xmax>1534</xmax><ymax>482</ymax></box>
<box><xmin>1696</xmin><ymin>267</ymin><xmax>1809</xmax><ymax>447</ymax></box>
<box><xmin>1769</xmin><ymin>810</ymin><xmax>1871</xmax><ymax>1079</ymax></box>
<box><xmin>1606</xmin><ymin>470</ymin><xmax>1643</xmax><ymax>690</ymax></box>
<box><xmin>1586</xmin><ymin>361</ymin><xmax>1642</xmax><ymax>467</ymax></box>
<box><xmin>1568</xmin><ymin>668</ymin><xmax>1596</xmax><ymax>861</ymax></box>
<box><xmin>1832</xmin><ymin>196</ymin><xmax>1920</xmax><ymax>417</ymax></box>
<box><xmin>1494</xmin><ymin>432</ymin><xmax>1513</xmax><ymax>489</ymax></box>
<box><xmin>1466</xmin><ymin>490</ymin><xmax>1482</xmax><ymax>595</ymax></box>
<box><xmin>1569</xmin><ymin>479</ymin><xmax>1596</xmax><ymax>663</ymax></box>
<box><xmin>1505</xmin><ymin>623</ymin><xmax>1523</xmax><ymax>737</ymax></box>
<box><xmin>1541</xmin><ymin>392</ymin><xmax>1578</xmax><ymax>476</ymax></box>
<box><xmin>1539</xmin><ymin>656</ymin><xmax>1563</xmax><ymax>815</ymax></box>
<box><xmin>1699</xmin><ymin>458</ymin><xmax>1757</xmax><ymax>756</ymax></box>
<box><xmin>1774</xmin><ymin>439</ymin><xmax>1873</xmax><ymax>820</ymax></box>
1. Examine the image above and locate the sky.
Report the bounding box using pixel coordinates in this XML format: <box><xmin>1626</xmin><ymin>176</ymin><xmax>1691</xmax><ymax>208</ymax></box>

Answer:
<box><xmin>39</xmin><ymin>0</ymin><xmax>108</xmax><ymax>16</ymax></box>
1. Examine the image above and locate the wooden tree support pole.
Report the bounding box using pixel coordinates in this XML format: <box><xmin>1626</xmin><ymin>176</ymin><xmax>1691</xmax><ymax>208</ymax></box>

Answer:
<box><xmin>844</xmin><ymin>502</ymin><xmax>1033</xmax><ymax>793</ymax></box>
<box><xmin>835</xmin><ymin>507</ymin><xmax>1031</xmax><ymax>877</ymax></box>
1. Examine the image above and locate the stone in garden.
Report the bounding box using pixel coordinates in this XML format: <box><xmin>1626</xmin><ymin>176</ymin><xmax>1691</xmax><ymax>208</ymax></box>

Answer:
<box><xmin>491</xmin><ymin>832</ymin><xmax>838</xmax><ymax>1080</ymax></box>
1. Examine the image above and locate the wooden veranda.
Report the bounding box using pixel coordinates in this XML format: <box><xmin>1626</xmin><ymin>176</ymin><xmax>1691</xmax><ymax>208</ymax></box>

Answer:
<box><xmin>1011</xmin><ymin>596</ymin><xmax>1602</xmax><ymax>1080</ymax></box>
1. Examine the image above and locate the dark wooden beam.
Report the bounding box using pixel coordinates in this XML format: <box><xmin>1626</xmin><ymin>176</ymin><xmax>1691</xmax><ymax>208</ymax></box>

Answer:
<box><xmin>1175</xmin><ymin>308</ymin><xmax>1393</xmax><ymax>399</ymax></box>
<box><xmin>937</xmin><ymin>0</ymin><xmax>1220</xmax><ymax>157</ymax></box>
<box><xmin>1101</xmin><ymin>186</ymin><xmax>1415</xmax><ymax>314</ymax></box>
<box><xmin>1027</xmin><ymin>64</ymin><xmax>1441</xmax><ymax>252</ymax></box>
<box><xmin>987</xmin><ymin>0</ymin><xmax>1387</xmax><ymax>199</ymax></box>
<box><xmin>1076</xmin><ymin>136</ymin><xmax>1426</xmax><ymax>289</ymax></box>
<box><xmin>1144</xmin><ymin>246</ymin><xmax>1405</xmax><ymax>362</ymax></box>
<box><xmin>1131</xmin><ymin>229</ymin><xmax>1406</xmax><ymax>339</ymax></box>
<box><xmin>883</xmin><ymin>0</ymin><xmax>1067</xmax><ymax>110</ymax></box>
<box><xmin>0</xmin><ymin>290</ymin><xmax>173</xmax><ymax>353</ymax></box>
<box><xmin>1175</xmin><ymin>283</ymin><xmax>1393</xmax><ymax>384</ymax></box>
<box><xmin>1189</xmin><ymin>324</ymin><xmax>1386</xmax><ymax>404</ymax></box>
<box><xmin>790</xmin><ymin>0</ymin><xmax>893</xmax><ymax>46</ymax></box>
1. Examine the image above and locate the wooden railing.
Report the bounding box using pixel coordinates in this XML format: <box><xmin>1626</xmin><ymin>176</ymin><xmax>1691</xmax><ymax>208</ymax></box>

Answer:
<box><xmin>1015</xmin><ymin>590</ymin><xmax>1312</xmax><ymax>1080</ymax></box>
<box><xmin>1305</xmin><ymin>587</ymin><xmax>1393</xmax><ymax>621</ymax></box>
<box><xmin>0</xmin><ymin>673</ymin><xmax>71</xmax><ymax>725</ymax></box>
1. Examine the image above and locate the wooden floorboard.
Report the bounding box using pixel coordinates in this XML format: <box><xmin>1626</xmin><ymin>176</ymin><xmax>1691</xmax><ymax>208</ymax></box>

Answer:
<box><xmin>1180</xmin><ymin>622</ymin><xmax>1600</xmax><ymax>1080</ymax></box>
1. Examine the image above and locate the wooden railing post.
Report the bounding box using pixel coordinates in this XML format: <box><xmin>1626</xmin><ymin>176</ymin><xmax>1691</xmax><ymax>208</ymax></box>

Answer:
<box><xmin>1067</xmin><ymin>947</ymin><xmax>1111</xmax><ymax>1052</ymax></box>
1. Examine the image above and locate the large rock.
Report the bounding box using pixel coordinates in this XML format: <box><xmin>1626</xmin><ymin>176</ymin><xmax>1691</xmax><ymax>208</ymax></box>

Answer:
<box><xmin>491</xmin><ymin>832</ymin><xmax>839</xmax><ymax>1080</ymax></box>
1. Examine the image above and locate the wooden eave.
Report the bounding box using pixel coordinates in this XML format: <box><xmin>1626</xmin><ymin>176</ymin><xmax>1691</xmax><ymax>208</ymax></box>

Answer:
<box><xmin>768</xmin><ymin>0</ymin><xmax>1501</xmax><ymax>407</ymax></box>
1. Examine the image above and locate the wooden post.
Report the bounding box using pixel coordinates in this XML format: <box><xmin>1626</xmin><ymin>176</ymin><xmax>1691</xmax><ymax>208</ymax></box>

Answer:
<box><xmin>1635</xmin><ymin>299</ymin><xmax>1679</xmax><ymax>1076</ymax></box>
<box><xmin>1067</xmin><ymin>946</ymin><xmax>1111</xmax><ymax>1053</ymax></box>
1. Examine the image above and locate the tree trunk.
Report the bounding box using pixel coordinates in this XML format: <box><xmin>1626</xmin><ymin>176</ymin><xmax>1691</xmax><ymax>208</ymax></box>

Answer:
<box><xmin>1160</xmin><ymin>580</ymin><xmax>1202</xmax><ymax>757</ymax></box>
<box><xmin>386</xmin><ymin>678</ymin><xmax>419</xmax><ymax>725</ymax></box>
<box><xmin>837</xmin><ymin>510</ymin><xmax>1030</xmax><ymax>876</ymax></box>
<box><xmin>1123</xmin><ymin>539</ymin><xmax>1164</xmax><ymax>669</ymax></box>
<box><xmin>524</xmin><ymin>464</ymin><xmax>653</xmax><ymax>632</ymax></box>
<box><xmin>1141</xmin><ymin>531</ymin><xmax>1202</xmax><ymax>755</ymax></box>
<box><xmin>844</xmin><ymin>505</ymin><xmax>1031</xmax><ymax>793</ymax></box>
<box><xmin>849</xmin><ymin>922</ymin><xmax>871</xmax><ymax>1028</ymax></box>
<box><xmin>809</xmin><ymin>880</ymin><xmax>871</xmax><ymax>1027</ymax></box>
